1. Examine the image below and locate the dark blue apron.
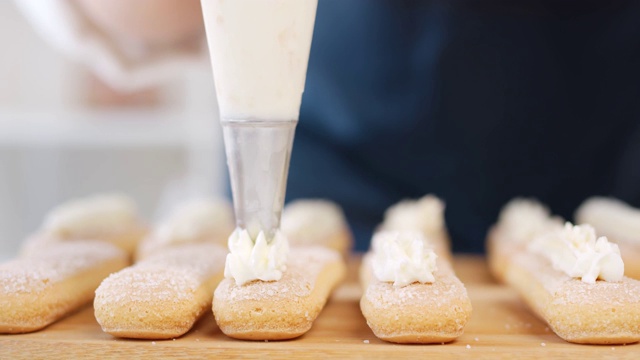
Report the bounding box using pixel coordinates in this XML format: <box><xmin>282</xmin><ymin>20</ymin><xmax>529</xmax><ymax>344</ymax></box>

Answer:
<box><xmin>286</xmin><ymin>0</ymin><xmax>640</xmax><ymax>252</ymax></box>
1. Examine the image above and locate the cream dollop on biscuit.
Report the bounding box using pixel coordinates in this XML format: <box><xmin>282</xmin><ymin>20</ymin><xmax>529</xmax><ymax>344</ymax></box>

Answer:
<box><xmin>281</xmin><ymin>199</ymin><xmax>346</xmax><ymax>244</ymax></box>
<box><xmin>529</xmin><ymin>222</ymin><xmax>624</xmax><ymax>284</ymax></box>
<box><xmin>371</xmin><ymin>231</ymin><xmax>437</xmax><ymax>287</ymax></box>
<box><xmin>224</xmin><ymin>229</ymin><xmax>289</xmax><ymax>286</ymax></box>
<box><xmin>43</xmin><ymin>193</ymin><xmax>138</xmax><ymax>238</ymax></box>
<box><xmin>154</xmin><ymin>199</ymin><xmax>234</xmax><ymax>246</ymax></box>
<box><xmin>382</xmin><ymin>195</ymin><xmax>445</xmax><ymax>237</ymax></box>
<box><xmin>498</xmin><ymin>198</ymin><xmax>562</xmax><ymax>243</ymax></box>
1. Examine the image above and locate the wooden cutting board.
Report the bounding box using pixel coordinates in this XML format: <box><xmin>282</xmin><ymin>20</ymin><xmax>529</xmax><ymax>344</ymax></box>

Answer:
<box><xmin>0</xmin><ymin>255</ymin><xmax>636</xmax><ymax>359</ymax></box>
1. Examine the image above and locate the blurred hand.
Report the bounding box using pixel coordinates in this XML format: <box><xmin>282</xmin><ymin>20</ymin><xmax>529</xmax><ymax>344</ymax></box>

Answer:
<box><xmin>73</xmin><ymin>0</ymin><xmax>204</xmax><ymax>48</ymax></box>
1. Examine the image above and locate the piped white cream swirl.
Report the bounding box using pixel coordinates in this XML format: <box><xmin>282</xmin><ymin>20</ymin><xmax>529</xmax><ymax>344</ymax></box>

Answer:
<box><xmin>528</xmin><ymin>222</ymin><xmax>624</xmax><ymax>284</ymax></box>
<box><xmin>281</xmin><ymin>199</ymin><xmax>346</xmax><ymax>244</ymax></box>
<box><xmin>371</xmin><ymin>231</ymin><xmax>438</xmax><ymax>287</ymax></box>
<box><xmin>224</xmin><ymin>229</ymin><xmax>289</xmax><ymax>286</ymax></box>
<box><xmin>154</xmin><ymin>199</ymin><xmax>234</xmax><ymax>245</ymax></box>
<box><xmin>498</xmin><ymin>198</ymin><xmax>562</xmax><ymax>243</ymax></box>
<box><xmin>382</xmin><ymin>195</ymin><xmax>445</xmax><ymax>237</ymax></box>
<box><xmin>43</xmin><ymin>193</ymin><xmax>138</xmax><ymax>237</ymax></box>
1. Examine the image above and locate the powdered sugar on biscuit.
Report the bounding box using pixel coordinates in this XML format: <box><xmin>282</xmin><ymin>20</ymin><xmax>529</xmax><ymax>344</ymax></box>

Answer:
<box><xmin>95</xmin><ymin>243</ymin><xmax>226</xmax><ymax>303</ymax></box>
<box><xmin>215</xmin><ymin>247</ymin><xmax>339</xmax><ymax>302</ymax></box>
<box><xmin>364</xmin><ymin>259</ymin><xmax>468</xmax><ymax>309</ymax></box>
<box><xmin>1</xmin><ymin>241</ymin><xmax>125</xmax><ymax>294</ymax></box>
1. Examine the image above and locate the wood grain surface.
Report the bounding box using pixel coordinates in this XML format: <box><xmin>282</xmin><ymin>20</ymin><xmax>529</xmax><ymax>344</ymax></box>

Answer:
<box><xmin>0</xmin><ymin>255</ymin><xmax>636</xmax><ymax>359</ymax></box>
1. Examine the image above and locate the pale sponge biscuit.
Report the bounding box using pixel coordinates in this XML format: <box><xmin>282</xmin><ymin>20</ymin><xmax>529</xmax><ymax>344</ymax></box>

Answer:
<box><xmin>361</xmin><ymin>270</ymin><xmax>472</xmax><ymax>343</ymax></box>
<box><xmin>485</xmin><ymin>226</ymin><xmax>510</xmax><ymax>283</ymax></box>
<box><xmin>136</xmin><ymin>198</ymin><xmax>234</xmax><ymax>260</ymax></box>
<box><xmin>0</xmin><ymin>241</ymin><xmax>128</xmax><ymax>333</ymax></box>
<box><xmin>213</xmin><ymin>247</ymin><xmax>346</xmax><ymax>340</ymax></box>
<box><xmin>506</xmin><ymin>250</ymin><xmax>640</xmax><ymax>344</ymax></box>
<box><xmin>360</xmin><ymin>232</ymin><xmax>472</xmax><ymax>344</ymax></box>
<box><xmin>486</xmin><ymin>198</ymin><xmax>561</xmax><ymax>282</ymax></box>
<box><xmin>21</xmin><ymin>193</ymin><xmax>147</xmax><ymax>257</ymax></box>
<box><xmin>94</xmin><ymin>243</ymin><xmax>227</xmax><ymax>339</ymax></box>
<box><xmin>575</xmin><ymin>197</ymin><xmax>640</xmax><ymax>279</ymax></box>
<box><xmin>281</xmin><ymin>199</ymin><xmax>352</xmax><ymax>256</ymax></box>
<box><xmin>488</xmin><ymin>199</ymin><xmax>640</xmax><ymax>344</ymax></box>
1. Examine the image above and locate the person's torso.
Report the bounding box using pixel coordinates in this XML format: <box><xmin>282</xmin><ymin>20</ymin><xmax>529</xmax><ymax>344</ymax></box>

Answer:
<box><xmin>288</xmin><ymin>0</ymin><xmax>640</xmax><ymax>252</ymax></box>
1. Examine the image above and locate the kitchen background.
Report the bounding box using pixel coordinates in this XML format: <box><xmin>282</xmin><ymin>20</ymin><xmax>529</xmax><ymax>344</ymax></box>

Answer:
<box><xmin>0</xmin><ymin>1</ymin><xmax>226</xmax><ymax>260</ymax></box>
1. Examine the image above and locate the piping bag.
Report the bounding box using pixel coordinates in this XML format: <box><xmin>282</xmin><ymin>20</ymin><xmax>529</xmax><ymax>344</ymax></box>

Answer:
<box><xmin>201</xmin><ymin>0</ymin><xmax>318</xmax><ymax>241</ymax></box>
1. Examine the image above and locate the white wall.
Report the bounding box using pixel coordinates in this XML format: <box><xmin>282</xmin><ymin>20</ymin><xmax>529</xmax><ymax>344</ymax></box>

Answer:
<box><xmin>0</xmin><ymin>2</ymin><xmax>79</xmax><ymax>110</ymax></box>
<box><xmin>0</xmin><ymin>2</ymin><xmax>225</xmax><ymax>260</ymax></box>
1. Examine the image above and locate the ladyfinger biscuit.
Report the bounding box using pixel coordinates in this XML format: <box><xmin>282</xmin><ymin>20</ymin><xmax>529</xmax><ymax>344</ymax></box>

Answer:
<box><xmin>281</xmin><ymin>199</ymin><xmax>352</xmax><ymax>256</ymax></box>
<box><xmin>486</xmin><ymin>198</ymin><xmax>562</xmax><ymax>282</ymax></box>
<box><xmin>136</xmin><ymin>198</ymin><xmax>234</xmax><ymax>260</ymax></box>
<box><xmin>360</xmin><ymin>232</ymin><xmax>472</xmax><ymax>343</ymax></box>
<box><xmin>488</xmin><ymin>200</ymin><xmax>640</xmax><ymax>343</ymax></box>
<box><xmin>380</xmin><ymin>194</ymin><xmax>451</xmax><ymax>259</ymax></box>
<box><xmin>94</xmin><ymin>243</ymin><xmax>227</xmax><ymax>339</ymax></box>
<box><xmin>575</xmin><ymin>197</ymin><xmax>640</xmax><ymax>279</ymax></box>
<box><xmin>213</xmin><ymin>246</ymin><xmax>346</xmax><ymax>340</ymax></box>
<box><xmin>506</xmin><ymin>249</ymin><xmax>640</xmax><ymax>344</ymax></box>
<box><xmin>0</xmin><ymin>241</ymin><xmax>128</xmax><ymax>333</ymax></box>
<box><xmin>22</xmin><ymin>193</ymin><xmax>147</xmax><ymax>257</ymax></box>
